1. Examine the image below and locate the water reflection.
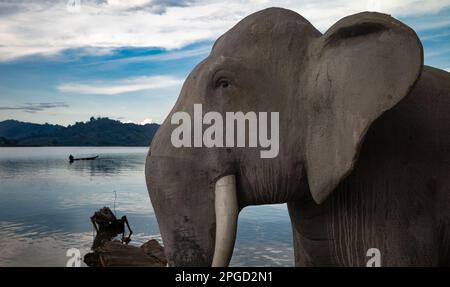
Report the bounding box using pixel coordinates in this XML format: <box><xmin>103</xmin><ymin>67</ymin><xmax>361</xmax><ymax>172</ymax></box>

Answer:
<box><xmin>67</xmin><ymin>156</ymin><xmax>145</xmax><ymax>177</ymax></box>
<box><xmin>0</xmin><ymin>147</ymin><xmax>293</xmax><ymax>266</ymax></box>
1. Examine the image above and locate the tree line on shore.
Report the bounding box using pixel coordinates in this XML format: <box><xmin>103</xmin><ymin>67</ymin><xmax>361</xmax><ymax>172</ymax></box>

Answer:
<box><xmin>0</xmin><ymin>117</ymin><xmax>159</xmax><ymax>146</ymax></box>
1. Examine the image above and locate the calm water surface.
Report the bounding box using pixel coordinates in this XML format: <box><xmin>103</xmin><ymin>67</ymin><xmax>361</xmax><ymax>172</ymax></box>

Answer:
<box><xmin>0</xmin><ymin>147</ymin><xmax>293</xmax><ymax>266</ymax></box>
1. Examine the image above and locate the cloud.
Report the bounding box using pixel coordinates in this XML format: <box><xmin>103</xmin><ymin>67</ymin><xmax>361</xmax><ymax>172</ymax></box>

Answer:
<box><xmin>0</xmin><ymin>0</ymin><xmax>449</xmax><ymax>61</ymax></box>
<box><xmin>425</xmin><ymin>47</ymin><xmax>450</xmax><ymax>58</ymax></box>
<box><xmin>0</xmin><ymin>0</ymin><xmax>192</xmax><ymax>15</ymax></box>
<box><xmin>57</xmin><ymin>75</ymin><xmax>183</xmax><ymax>95</ymax></box>
<box><xmin>446</xmin><ymin>68</ymin><xmax>450</xmax><ymax>72</ymax></box>
<box><xmin>140</xmin><ymin>118</ymin><xmax>153</xmax><ymax>125</ymax></box>
<box><xmin>117</xmin><ymin>118</ymin><xmax>154</xmax><ymax>124</ymax></box>
<box><xmin>83</xmin><ymin>45</ymin><xmax>211</xmax><ymax>67</ymax></box>
<box><xmin>103</xmin><ymin>0</ymin><xmax>195</xmax><ymax>14</ymax></box>
<box><xmin>0</xmin><ymin>102</ymin><xmax>69</xmax><ymax>113</ymax></box>
<box><xmin>421</xmin><ymin>31</ymin><xmax>450</xmax><ymax>41</ymax></box>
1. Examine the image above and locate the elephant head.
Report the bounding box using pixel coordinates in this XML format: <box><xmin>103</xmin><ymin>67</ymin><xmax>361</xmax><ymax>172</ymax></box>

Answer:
<box><xmin>145</xmin><ymin>8</ymin><xmax>423</xmax><ymax>266</ymax></box>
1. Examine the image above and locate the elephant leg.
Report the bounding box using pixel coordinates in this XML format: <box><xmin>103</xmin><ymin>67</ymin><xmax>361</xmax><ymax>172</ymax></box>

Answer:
<box><xmin>288</xmin><ymin>199</ymin><xmax>337</xmax><ymax>266</ymax></box>
<box><xmin>288</xmin><ymin>189</ymin><xmax>379</xmax><ymax>267</ymax></box>
<box><xmin>288</xmin><ymin>157</ymin><xmax>439</xmax><ymax>267</ymax></box>
<box><xmin>436</xmin><ymin>161</ymin><xmax>450</xmax><ymax>266</ymax></box>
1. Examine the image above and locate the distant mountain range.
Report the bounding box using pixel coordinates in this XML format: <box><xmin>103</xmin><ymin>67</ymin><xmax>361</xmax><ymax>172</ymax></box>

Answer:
<box><xmin>0</xmin><ymin>117</ymin><xmax>159</xmax><ymax>146</ymax></box>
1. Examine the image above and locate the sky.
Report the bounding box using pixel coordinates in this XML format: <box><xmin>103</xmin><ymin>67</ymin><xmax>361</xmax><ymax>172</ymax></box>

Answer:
<box><xmin>0</xmin><ymin>0</ymin><xmax>449</xmax><ymax>126</ymax></box>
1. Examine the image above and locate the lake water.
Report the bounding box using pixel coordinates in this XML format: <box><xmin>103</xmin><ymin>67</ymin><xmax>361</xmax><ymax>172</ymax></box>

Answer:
<box><xmin>0</xmin><ymin>147</ymin><xmax>294</xmax><ymax>267</ymax></box>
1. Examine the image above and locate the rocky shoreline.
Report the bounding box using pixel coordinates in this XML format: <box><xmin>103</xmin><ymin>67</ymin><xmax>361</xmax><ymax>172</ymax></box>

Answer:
<box><xmin>84</xmin><ymin>239</ymin><xmax>167</xmax><ymax>267</ymax></box>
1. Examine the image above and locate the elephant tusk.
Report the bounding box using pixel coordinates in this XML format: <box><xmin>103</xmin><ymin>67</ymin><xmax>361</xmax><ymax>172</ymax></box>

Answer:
<box><xmin>211</xmin><ymin>174</ymin><xmax>238</xmax><ymax>267</ymax></box>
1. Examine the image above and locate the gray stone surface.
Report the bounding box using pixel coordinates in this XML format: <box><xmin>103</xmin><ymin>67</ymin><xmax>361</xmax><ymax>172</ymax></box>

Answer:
<box><xmin>146</xmin><ymin>8</ymin><xmax>450</xmax><ymax>266</ymax></box>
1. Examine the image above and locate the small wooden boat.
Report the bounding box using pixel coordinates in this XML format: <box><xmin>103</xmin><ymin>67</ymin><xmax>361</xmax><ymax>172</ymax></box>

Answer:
<box><xmin>69</xmin><ymin>155</ymin><xmax>98</xmax><ymax>163</ymax></box>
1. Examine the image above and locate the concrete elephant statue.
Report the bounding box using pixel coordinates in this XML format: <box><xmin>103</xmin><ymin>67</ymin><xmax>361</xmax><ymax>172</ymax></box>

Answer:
<box><xmin>145</xmin><ymin>8</ymin><xmax>450</xmax><ymax>266</ymax></box>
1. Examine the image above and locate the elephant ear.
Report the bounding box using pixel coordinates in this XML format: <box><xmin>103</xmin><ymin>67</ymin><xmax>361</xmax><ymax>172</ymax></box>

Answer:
<box><xmin>305</xmin><ymin>12</ymin><xmax>423</xmax><ymax>204</ymax></box>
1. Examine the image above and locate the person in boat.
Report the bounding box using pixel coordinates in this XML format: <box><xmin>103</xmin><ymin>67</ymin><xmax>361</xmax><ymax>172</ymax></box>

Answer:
<box><xmin>69</xmin><ymin>154</ymin><xmax>74</xmax><ymax>162</ymax></box>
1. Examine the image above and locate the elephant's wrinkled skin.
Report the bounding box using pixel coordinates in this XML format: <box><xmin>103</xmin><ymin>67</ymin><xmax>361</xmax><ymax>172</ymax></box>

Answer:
<box><xmin>145</xmin><ymin>8</ymin><xmax>450</xmax><ymax>266</ymax></box>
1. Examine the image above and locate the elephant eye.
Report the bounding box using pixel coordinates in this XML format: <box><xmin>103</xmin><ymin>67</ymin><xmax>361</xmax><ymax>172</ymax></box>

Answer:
<box><xmin>216</xmin><ymin>78</ymin><xmax>230</xmax><ymax>89</ymax></box>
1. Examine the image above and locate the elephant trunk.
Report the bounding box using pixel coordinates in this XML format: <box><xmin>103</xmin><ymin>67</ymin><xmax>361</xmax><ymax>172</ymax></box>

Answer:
<box><xmin>146</xmin><ymin>153</ymin><xmax>240</xmax><ymax>266</ymax></box>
